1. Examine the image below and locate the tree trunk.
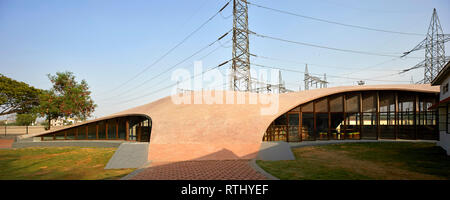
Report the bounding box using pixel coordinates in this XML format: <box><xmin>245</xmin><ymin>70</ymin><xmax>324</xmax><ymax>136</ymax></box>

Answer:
<box><xmin>48</xmin><ymin>116</ymin><xmax>51</xmax><ymax>130</ymax></box>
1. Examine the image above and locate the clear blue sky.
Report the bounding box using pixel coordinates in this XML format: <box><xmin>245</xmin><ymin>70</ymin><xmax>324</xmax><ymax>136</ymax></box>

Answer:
<box><xmin>1</xmin><ymin>0</ymin><xmax>449</xmax><ymax>118</ymax></box>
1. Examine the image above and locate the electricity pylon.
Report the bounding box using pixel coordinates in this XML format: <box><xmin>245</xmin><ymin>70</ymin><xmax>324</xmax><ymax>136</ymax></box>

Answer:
<box><xmin>304</xmin><ymin>64</ymin><xmax>328</xmax><ymax>90</ymax></box>
<box><xmin>231</xmin><ymin>0</ymin><xmax>251</xmax><ymax>91</ymax></box>
<box><xmin>402</xmin><ymin>8</ymin><xmax>450</xmax><ymax>83</ymax></box>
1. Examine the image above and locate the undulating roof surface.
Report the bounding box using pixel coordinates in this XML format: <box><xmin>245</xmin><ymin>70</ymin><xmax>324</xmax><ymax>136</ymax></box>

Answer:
<box><xmin>22</xmin><ymin>84</ymin><xmax>439</xmax><ymax>161</ymax></box>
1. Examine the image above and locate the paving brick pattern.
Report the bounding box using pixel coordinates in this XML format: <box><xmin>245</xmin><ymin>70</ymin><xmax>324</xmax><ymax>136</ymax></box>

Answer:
<box><xmin>0</xmin><ymin>139</ymin><xmax>14</xmax><ymax>149</ymax></box>
<box><xmin>131</xmin><ymin>160</ymin><xmax>267</xmax><ymax>180</ymax></box>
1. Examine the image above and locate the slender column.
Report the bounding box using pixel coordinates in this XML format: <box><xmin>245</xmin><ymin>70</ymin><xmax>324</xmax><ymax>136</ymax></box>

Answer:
<box><xmin>64</xmin><ymin>130</ymin><xmax>67</xmax><ymax>140</ymax></box>
<box><xmin>415</xmin><ymin>94</ymin><xmax>419</xmax><ymax>140</ymax></box>
<box><xmin>395</xmin><ymin>92</ymin><xmax>399</xmax><ymax>139</ymax></box>
<box><xmin>85</xmin><ymin>125</ymin><xmax>88</xmax><ymax>139</ymax></box>
<box><xmin>286</xmin><ymin>113</ymin><xmax>290</xmax><ymax>142</ymax></box>
<box><xmin>125</xmin><ymin>119</ymin><xmax>129</xmax><ymax>141</ymax></box>
<box><xmin>96</xmin><ymin>123</ymin><xmax>99</xmax><ymax>140</ymax></box>
<box><xmin>327</xmin><ymin>97</ymin><xmax>331</xmax><ymax>140</ymax></box>
<box><xmin>376</xmin><ymin>91</ymin><xmax>380</xmax><ymax>140</ymax></box>
<box><xmin>343</xmin><ymin>94</ymin><xmax>347</xmax><ymax>139</ymax></box>
<box><xmin>138</xmin><ymin>122</ymin><xmax>142</xmax><ymax>142</ymax></box>
<box><xmin>116</xmin><ymin>120</ymin><xmax>119</xmax><ymax>139</ymax></box>
<box><xmin>148</xmin><ymin>119</ymin><xmax>151</xmax><ymax>142</ymax></box>
<box><xmin>75</xmin><ymin>128</ymin><xmax>78</xmax><ymax>140</ymax></box>
<box><xmin>313</xmin><ymin>101</ymin><xmax>316</xmax><ymax>140</ymax></box>
<box><xmin>105</xmin><ymin>121</ymin><xmax>109</xmax><ymax>140</ymax></box>
<box><xmin>299</xmin><ymin>107</ymin><xmax>303</xmax><ymax>142</ymax></box>
<box><xmin>359</xmin><ymin>92</ymin><xmax>363</xmax><ymax>140</ymax></box>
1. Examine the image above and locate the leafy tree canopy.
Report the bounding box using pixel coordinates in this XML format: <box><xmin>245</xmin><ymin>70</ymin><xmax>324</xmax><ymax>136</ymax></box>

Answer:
<box><xmin>15</xmin><ymin>113</ymin><xmax>37</xmax><ymax>126</ymax></box>
<box><xmin>0</xmin><ymin>74</ymin><xmax>43</xmax><ymax>116</ymax></box>
<box><xmin>36</xmin><ymin>71</ymin><xmax>97</xmax><ymax>128</ymax></box>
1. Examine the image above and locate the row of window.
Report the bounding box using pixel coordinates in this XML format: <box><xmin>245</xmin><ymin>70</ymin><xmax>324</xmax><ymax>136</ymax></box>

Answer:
<box><xmin>40</xmin><ymin>116</ymin><xmax>152</xmax><ymax>142</ymax></box>
<box><xmin>264</xmin><ymin>91</ymin><xmax>439</xmax><ymax>142</ymax></box>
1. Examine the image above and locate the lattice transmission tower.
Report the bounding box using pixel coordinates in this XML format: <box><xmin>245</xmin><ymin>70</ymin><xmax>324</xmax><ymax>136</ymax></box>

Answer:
<box><xmin>231</xmin><ymin>0</ymin><xmax>251</xmax><ymax>91</ymax></box>
<box><xmin>304</xmin><ymin>64</ymin><xmax>328</xmax><ymax>90</ymax></box>
<box><xmin>402</xmin><ymin>8</ymin><xmax>450</xmax><ymax>83</ymax></box>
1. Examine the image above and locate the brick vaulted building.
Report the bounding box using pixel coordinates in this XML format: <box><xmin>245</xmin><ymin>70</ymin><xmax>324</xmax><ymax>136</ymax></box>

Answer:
<box><xmin>20</xmin><ymin>84</ymin><xmax>441</xmax><ymax>161</ymax></box>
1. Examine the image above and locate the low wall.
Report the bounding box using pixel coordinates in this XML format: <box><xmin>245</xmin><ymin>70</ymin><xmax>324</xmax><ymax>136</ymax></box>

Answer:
<box><xmin>12</xmin><ymin>140</ymin><xmax>127</xmax><ymax>148</ymax></box>
<box><xmin>0</xmin><ymin>126</ymin><xmax>68</xmax><ymax>135</ymax></box>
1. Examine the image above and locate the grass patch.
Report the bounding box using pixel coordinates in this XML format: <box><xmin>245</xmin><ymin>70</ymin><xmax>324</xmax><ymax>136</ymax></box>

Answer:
<box><xmin>0</xmin><ymin>147</ymin><xmax>135</xmax><ymax>180</ymax></box>
<box><xmin>257</xmin><ymin>142</ymin><xmax>450</xmax><ymax>180</ymax></box>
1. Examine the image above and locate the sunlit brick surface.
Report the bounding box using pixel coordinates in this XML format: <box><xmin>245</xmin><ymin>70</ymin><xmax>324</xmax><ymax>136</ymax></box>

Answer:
<box><xmin>131</xmin><ymin>160</ymin><xmax>267</xmax><ymax>180</ymax></box>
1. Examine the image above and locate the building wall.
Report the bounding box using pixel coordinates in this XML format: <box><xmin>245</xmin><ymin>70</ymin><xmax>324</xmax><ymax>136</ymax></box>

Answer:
<box><xmin>0</xmin><ymin>126</ymin><xmax>65</xmax><ymax>135</ymax></box>
<box><xmin>437</xmin><ymin>76</ymin><xmax>450</xmax><ymax>155</ymax></box>
<box><xmin>439</xmin><ymin>75</ymin><xmax>450</xmax><ymax>100</ymax></box>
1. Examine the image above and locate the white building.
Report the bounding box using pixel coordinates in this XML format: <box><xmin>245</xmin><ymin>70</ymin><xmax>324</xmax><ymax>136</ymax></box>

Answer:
<box><xmin>431</xmin><ymin>61</ymin><xmax>450</xmax><ymax>155</ymax></box>
<box><xmin>50</xmin><ymin>117</ymin><xmax>82</xmax><ymax>127</ymax></box>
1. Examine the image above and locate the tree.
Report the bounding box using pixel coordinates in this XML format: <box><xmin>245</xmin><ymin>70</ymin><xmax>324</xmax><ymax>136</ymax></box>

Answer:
<box><xmin>36</xmin><ymin>71</ymin><xmax>97</xmax><ymax>129</ymax></box>
<box><xmin>0</xmin><ymin>74</ymin><xmax>42</xmax><ymax>116</ymax></box>
<box><xmin>15</xmin><ymin>113</ymin><xmax>37</xmax><ymax>126</ymax></box>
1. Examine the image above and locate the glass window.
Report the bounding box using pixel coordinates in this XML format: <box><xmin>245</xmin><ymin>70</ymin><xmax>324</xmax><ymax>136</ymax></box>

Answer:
<box><xmin>330</xmin><ymin>95</ymin><xmax>343</xmax><ymax>112</ymax></box>
<box><xmin>380</xmin><ymin>92</ymin><xmax>395</xmax><ymax>112</ymax></box>
<box><xmin>288</xmin><ymin>114</ymin><xmax>300</xmax><ymax>142</ymax></box>
<box><xmin>301</xmin><ymin>102</ymin><xmax>313</xmax><ymax>112</ymax></box>
<box><xmin>140</xmin><ymin>119</ymin><xmax>151</xmax><ymax>142</ymax></box>
<box><xmin>301</xmin><ymin>113</ymin><xmax>314</xmax><ymax>141</ymax></box>
<box><xmin>88</xmin><ymin>123</ymin><xmax>96</xmax><ymax>139</ymax></box>
<box><xmin>315</xmin><ymin>98</ymin><xmax>328</xmax><ymax>112</ymax></box>
<box><xmin>289</xmin><ymin>106</ymin><xmax>300</xmax><ymax>112</ymax></box>
<box><xmin>66</xmin><ymin>128</ymin><xmax>75</xmax><ymax>140</ymax></box>
<box><xmin>55</xmin><ymin>132</ymin><xmax>65</xmax><ymax>140</ymax></box>
<box><xmin>98</xmin><ymin>121</ymin><xmax>106</xmax><ymax>139</ymax></box>
<box><xmin>42</xmin><ymin>134</ymin><xmax>54</xmax><ymax>141</ymax></box>
<box><xmin>345</xmin><ymin>94</ymin><xmax>360</xmax><ymax>113</ymax></box>
<box><xmin>77</xmin><ymin>126</ymin><xmax>86</xmax><ymax>140</ymax></box>
<box><xmin>118</xmin><ymin>119</ymin><xmax>126</xmax><ymax>139</ymax></box>
<box><xmin>362</xmin><ymin>113</ymin><xmax>377</xmax><ymax>139</ymax></box>
<box><xmin>345</xmin><ymin>113</ymin><xmax>360</xmax><ymax>139</ymax></box>
<box><xmin>330</xmin><ymin>113</ymin><xmax>344</xmax><ymax>140</ymax></box>
<box><xmin>438</xmin><ymin>107</ymin><xmax>446</xmax><ymax>132</ymax></box>
<box><xmin>107</xmin><ymin>120</ymin><xmax>117</xmax><ymax>140</ymax></box>
<box><xmin>274</xmin><ymin>114</ymin><xmax>287</xmax><ymax>125</ymax></box>
<box><xmin>316</xmin><ymin>113</ymin><xmax>329</xmax><ymax>140</ymax></box>
<box><xmin>362</xmin><ymin>92</ymin><xmax>376</xmax><ymax>112</ymax></box>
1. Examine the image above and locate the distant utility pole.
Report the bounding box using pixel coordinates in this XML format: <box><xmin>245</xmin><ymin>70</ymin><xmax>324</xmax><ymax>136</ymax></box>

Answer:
<box><xmin>402</xmin><ymin>8</ymin><xmax>450</xmax><ymax>84</ymax></box>
<box><xmin>231</xmin><ymin>0</ymin><xmax>251</xmax><ymax>91</ymax></box>
<box><xmin>304</xmin><ymin>64</ymin><xmax>328</xmax><ymax>90</ymax></box>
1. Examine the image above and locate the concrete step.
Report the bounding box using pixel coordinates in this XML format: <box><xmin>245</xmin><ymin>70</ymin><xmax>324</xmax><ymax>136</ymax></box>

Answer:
<box><xmin>105</xmin><ymin>142</ymin><xmax>149</xmax><ymax>169</ymax></box>
<box><xmin>256</xmin><ymin>141</ymin><xmax>295</xmax><ymax>161</ymax></box>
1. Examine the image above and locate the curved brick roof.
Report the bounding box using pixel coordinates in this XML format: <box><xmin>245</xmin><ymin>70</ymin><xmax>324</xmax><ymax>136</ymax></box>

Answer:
<box><xmin>21</xmin><ymin>84</ymin><xmax>439</xmax><ymax>162</ymax></box>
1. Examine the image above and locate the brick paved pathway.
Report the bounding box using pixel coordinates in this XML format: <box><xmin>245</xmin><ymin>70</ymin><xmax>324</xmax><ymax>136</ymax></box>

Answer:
<box><xmin>0</xmin><ymin>139</ymin><xmax>14</xmax><ymax>149</ymax></box>
<box><xmin>131</xmin><ymin>160</ymin><xmax>267</xmax><ymax>180</ymax></box>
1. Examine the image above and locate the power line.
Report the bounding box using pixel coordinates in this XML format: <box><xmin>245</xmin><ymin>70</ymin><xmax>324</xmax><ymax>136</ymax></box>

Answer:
<box><xmin>102</xmin><ymin>38</ymin><xmax>232</xmax><ymax>103</ymax></box>
<box><xmin>251</xmin><ymin>54</ymin><xmax>402</xmax><ymax>72</ymax></box>
<box><xmin>99</xmin><ymin>30</ymin><xmax>232</xmax><ymax>100</ymax></box>
<box><xmin>99</xmin><ymin>0</ymin><xmax>231</xmax><ymax>96</ymax></box>
<box><xmin>250</xmin><ymin>31</ymin><xmax>419</xmax><ymax>58</ymax></box>
<box><xmin>247</xmin><ymin>1</ymin><xmax>425</xmax><ymax>36</ymax></box>
<box><xmin>248</xmin><ymin>62</ymin><xmax>410</xmax><ymax>83</ymax></box>
<box><xmin>109</xmin><ymin>59</ymin><xmax>232</xmax><ymax>105</ymax></box>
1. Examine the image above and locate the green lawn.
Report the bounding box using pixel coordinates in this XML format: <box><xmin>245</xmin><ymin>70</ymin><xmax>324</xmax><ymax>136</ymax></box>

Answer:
<box><xmin>257</xmin><ymin>142</ymin><xmax>450</xmax><ymax>180</ymax></box>
<box><xmin>0</xmin><ymin>147</ymin><xmax>135</xmax><ymax>180</ymax></box>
